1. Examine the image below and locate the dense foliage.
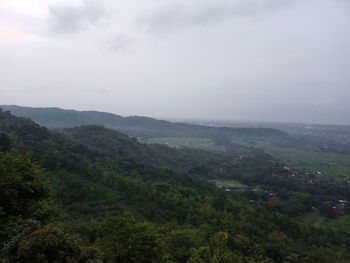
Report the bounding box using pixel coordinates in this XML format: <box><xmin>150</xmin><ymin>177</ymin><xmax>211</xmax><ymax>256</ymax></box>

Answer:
<box><xmin>0</xmin><ymin>105</ymin><xmax>287</xmax><ymax>142</ymax></box>
<box><xmin>1</xmin><ymin>109</ymin><xmax>350</xmax><ymax>262</ymax></box>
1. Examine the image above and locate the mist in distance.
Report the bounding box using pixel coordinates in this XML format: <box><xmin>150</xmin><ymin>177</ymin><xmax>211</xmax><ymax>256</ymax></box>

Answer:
<box><xmin>0</xmin><ymin>0</ymin><xmax>349</xmax><ymax>125</ymax></box>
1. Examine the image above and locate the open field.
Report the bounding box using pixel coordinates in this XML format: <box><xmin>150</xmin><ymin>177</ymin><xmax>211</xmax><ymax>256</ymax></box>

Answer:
<box><xmin>264</xmin><ymin>145</ymin><xmax>350</xmax><ymax>177</ymax></box>
<box><xmin>231</xmin><ymin>137</ymin><xmax>350</xmax><ymax>178</ymax></box>
<box><xmin>147</xmin><ymin>137</ymin><xmax>224</xmax><ymax>152</ymax></box>
<box><xmin>211</xmin><ymin>179</ymin><xmax>248</xmax><ymax>188</ymax></box>
<box><xmin>300</xmin><ymin>212</ymin><xmax>350</xmax><ymax>232</ymax></box>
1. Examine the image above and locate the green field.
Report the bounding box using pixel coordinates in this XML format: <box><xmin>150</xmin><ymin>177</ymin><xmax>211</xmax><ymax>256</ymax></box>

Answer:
<box><xmin>263</xmin><ymin>144</ymin><xmax>350</xmax><ymax>176</ymax></box>
<box><xmin>211</xmin><ymin>179</ymin><xmax>247</xmax><ymax>188</ymax></box>
<box><xmin>231</xmin><ymin>137</ymin><xmax>350</xmax><ymax>178</ymax></box>
<box><xmin>147</xmin><ymin>137</ymin><xmax>224</xmax><ymax>152</ymax></box>
<box><xmin>300</xmin><ymin>212</ymin><xmax>350</xmax><ymax>232</ymax></box>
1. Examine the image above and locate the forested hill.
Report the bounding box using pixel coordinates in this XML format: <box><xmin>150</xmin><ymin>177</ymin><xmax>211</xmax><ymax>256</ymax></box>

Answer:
<box><xmin>0</xmin><ymin>108</ymin><xmax>267</xmax><ymax>181</ymax></box>
<box><xmin>0</xmin><ymin>108</ymin><xmax>229</xmax><ymax>183</ymax></box>
<box><xmin>0</xmin><ymin>105</ymin><xmax>287</xmax><ymax>140</ymax></box>
<box><xmin>1</xmin><ymin>108</ymin><xmax>350</xmax><ymax>262</ymax></box>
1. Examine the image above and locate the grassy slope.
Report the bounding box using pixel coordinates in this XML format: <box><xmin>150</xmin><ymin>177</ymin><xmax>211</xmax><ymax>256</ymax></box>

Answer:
<box><xmin>300</xmin><ymin>212</ymin><xmax>350</xmax><ymax>232</ymax></box>
<box><xmin>147</xmin><ymin>137</ymin><xmax>224</xmax><ymax>152</ymax></box>
<box><xmin>262</xmin><ymin>143</ymin><xmax>350</xmax><ymax>177</ymax></box>
<box><xmin>231</xmin><ymin>136</ymin><xmax>350</xmax><ymax>178</ymax></box>
<box><xmin>210</xmin><ymin>179</ymin><xmax>248</xmax><ymax>188</ymax></box>
<box><xmin>148</xmin><ymin>135</ymin><xmax>350</xmax><ymax>179</ymax></box>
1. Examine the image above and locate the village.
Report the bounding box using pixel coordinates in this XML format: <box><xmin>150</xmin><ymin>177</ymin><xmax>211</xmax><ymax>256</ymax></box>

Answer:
<box><xmin>219</xmin><ymin>157</ymin><xmax>350</xmax><ymax>215</ymax></box>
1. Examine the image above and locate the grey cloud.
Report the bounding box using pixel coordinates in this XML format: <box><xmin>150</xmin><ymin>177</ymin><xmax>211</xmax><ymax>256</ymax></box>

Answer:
<box><xmin>104</xmin><ymin>34</ymin><xmax>135</xmax><ymax>52</ymax></box>
<box><xmin>2</xmin><ymin>0</ymin><xmax>350</xmax><ymax>125</ymax></box>
<box><xmin>0</xmin><ymin>8</ymin><xmax>43</xmax><ymax>33</ymax></box>
<box><xmin>139</xmin><ymin>0</ymin><xmax>293</xmax><ymax>33</ymax></box>
<box><xmin>48</xmin><ymin>0</ymin><xmax>106</xmax><ymax>34</ymax></box>
<box><xmin>84</xmin><ymin>87</ymin><xmax>109</xmax><ymax>94</ymax></box>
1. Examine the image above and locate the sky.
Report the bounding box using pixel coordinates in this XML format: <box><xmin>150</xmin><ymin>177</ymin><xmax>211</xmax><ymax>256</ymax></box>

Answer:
<box><xmin>0</xmin><ymin>0</ymin><xmax>349</xmax><ymax>125</ymax></box>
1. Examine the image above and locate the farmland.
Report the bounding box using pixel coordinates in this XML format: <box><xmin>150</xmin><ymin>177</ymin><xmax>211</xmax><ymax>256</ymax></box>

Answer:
<box><xmin>147</xmin><ymin>137</ymin><xmax>224</xmax><ymax>152</ymax></box>
<box><xmin>231</xmin><ymin>137</ymin><xmax>350</xmax><ymax>178</ymax></box>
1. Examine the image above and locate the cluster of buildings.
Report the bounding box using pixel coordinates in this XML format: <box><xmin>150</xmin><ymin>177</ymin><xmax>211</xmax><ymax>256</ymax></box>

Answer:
<box><xmin>332</xmin><ymin>200</ymin><xmax>349</xmax><ymax>214</ymax></box>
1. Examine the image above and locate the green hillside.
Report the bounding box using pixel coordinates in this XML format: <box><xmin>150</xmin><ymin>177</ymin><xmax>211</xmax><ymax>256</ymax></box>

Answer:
<box><xmin>0</xmin><ymin>105</ymin><xmax>287</xmax><ymax>140</ymax></box>
<box><xmin>1</xmin><ymin>108</ymin><xmax>350</xmax><ymax>262</ymax></box>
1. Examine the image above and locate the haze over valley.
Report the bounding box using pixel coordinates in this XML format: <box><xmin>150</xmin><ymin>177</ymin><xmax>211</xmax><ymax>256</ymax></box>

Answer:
<box><xmin>1</xmin><ymin>0</ymin><xmax>350</xmax><ymax>124</ymax></box>
<box><xmin>1</xmin><ymin>0</ymin><xmax>350</xmax><ymax>262</ymax></box>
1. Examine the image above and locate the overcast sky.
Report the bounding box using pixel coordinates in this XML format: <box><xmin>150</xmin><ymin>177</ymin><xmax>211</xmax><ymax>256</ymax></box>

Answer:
<box><xmin>0</xmin><ymin>0</ymin><xmax>349</xmax><ymax>124</ymax></box>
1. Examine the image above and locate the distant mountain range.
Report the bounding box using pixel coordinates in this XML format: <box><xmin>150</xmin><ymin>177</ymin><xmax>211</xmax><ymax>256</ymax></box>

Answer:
<box><xmin>0</xmin><ymin>105</ymin><xmax>287</xmax><ymax>141</ymax></box>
